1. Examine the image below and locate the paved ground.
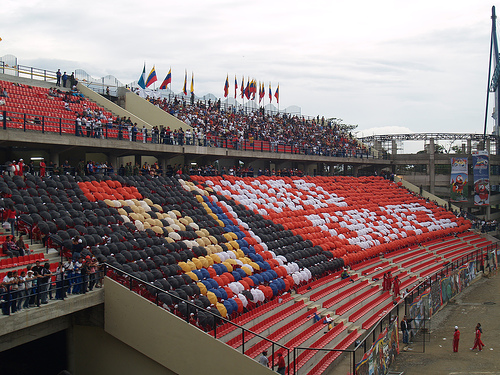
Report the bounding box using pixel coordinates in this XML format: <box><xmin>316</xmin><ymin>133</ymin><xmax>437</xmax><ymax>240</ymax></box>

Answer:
<box><xmin>389</xmin><ymin>270</ymin><xmax>500</xmax><ymax>375</ymax></box>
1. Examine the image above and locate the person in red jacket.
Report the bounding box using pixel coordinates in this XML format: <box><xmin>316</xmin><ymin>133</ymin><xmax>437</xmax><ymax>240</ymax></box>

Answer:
<box><xmin>453</xmin><ymin>326</ymin><xmax>460</xmax><ymax>352</ymax></box>
<box><xmin>275</xmin><ymin>352</ymin><xmax>285</xmax><ymax>375</ymax></box>
<box><xmin>39</xmin><ymin>159</ymin><xmax>46</xmax><ymax>177</ymax></box>
<box><xmin>393</xmin><ymin>275</ymin><xmax>401</xmax><ymax>298</ymax></box>
<box><xmin>4</xmin><ymin>204</ymin><xmax>16</xmax><ymax>235</ymax></box>
<box><xmin>16</xmin><ymin>158</ymin><xmax>24</xmax><ymax>176</ymax></box>
<box><xmin>471</xmin><ymin>323</ymin><xmax>484</xmax><ymax>351</ymax></box>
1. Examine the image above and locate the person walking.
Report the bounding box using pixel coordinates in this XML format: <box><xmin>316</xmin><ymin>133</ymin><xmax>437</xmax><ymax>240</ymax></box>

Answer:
<box><xmin>453</xmin><ymin>325</ymin><xmax>460</xmax><ymax>352</ymax></box>
<box><xmin>471</xmin><ymin>323</ymin><xmax>484</xmax><ymax>351</ymax></box>
<box><xmin>275</xmin><ymin>352</ymin><xmax>285</xmax><ymax>375</ymax></box>
<box><xmin>258</xmin><ymin>351</ymin><xmax>269</xmax><ymax>368</ymax></box>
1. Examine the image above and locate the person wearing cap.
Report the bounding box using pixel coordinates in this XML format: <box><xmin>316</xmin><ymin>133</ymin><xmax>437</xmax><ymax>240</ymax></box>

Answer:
<box><xmin>453</xmin><ymin>325</ymin><xmax>460</xmax><ymax>352</ymax></box>
<box><xmin>71</xmin><ymin>236</ymin><xmax>83</xmax><ymax>261</ymax></box>
<box><xmin>17</xmin><ymin>159</ymin><xmax>24</xmax><ymax>176</ymax></box>
<box><xmin>24</xmin><ymin>267</ymin><xmax>36</xmax><ymax>308</ymax></box>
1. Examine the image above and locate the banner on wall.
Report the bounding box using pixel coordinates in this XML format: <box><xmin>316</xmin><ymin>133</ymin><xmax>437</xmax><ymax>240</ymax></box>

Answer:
<box><xmin>472</xmin><ymin>151</ymin><xmax>489</xmax><ymax>205</ymax></box>
<box><xmin>356</xmin><ymin>319</ymin><xmax>399</xmax><ymax>375</ymax></box>
<box><xmin>450</xmin><ymin>157</ymin><xmax>468</xmax><ymax>202</ymax></box>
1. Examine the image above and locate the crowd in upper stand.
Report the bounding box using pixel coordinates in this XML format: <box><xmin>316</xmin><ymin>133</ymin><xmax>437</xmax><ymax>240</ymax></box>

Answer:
<box><xmin>2</xmin><ymin>77</ymin><xmax>372</xmax><ymax>158</ymax></box>
<box><xmin>145</xmin><ymin>96</ymin><xmax>370</xmax><ymax>157</ymax></box>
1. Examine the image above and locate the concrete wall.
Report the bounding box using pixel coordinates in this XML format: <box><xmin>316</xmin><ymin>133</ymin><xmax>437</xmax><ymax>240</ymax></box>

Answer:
<box><xmin>118</xmin><ymin>88</ymin><xmax>189</xmax><ymax>131</ymax></box>
<box><xmin>104</xmin><ymin>278</ymin><xmax>274</xmax><ymax>375</ymax></box>
<box><xmin>72</xmin><ymin>325</ymin><xmax>176</xmax><ymax>375</ymax></box>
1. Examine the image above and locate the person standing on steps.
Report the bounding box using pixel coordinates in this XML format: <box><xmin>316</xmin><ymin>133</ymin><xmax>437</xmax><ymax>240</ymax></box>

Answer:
<box><xmin>275</xmin><ymin>352</ymin><xmax>285</xmax><ymax>375</ymax></box>
<box><xmin>453</xmin><ymin>325</ymin><xmax>460</xmax><ymax>352</ymax></box>
<box><xmin>258</xmin><ymin>351</ymin><xmax>269</xmax><ymax>368</ymax></box>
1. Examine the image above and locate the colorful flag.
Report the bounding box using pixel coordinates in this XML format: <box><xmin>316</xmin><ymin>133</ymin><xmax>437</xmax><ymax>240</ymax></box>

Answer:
<box><xmin>145</xmin><ymin>66</ymin><xmax>157</xmax><ymax>87</ymax></box>
<box><xmin>190</xmin><ymin>72</ymin><xmax>194</xmax><ymax>94</ymax></box>
<box><xmin>160</xmin><ymin>68</ymin><xmax>172</xmax><ymax>90</ymax></box>
<box><xmin>138</xmin><ymin>64</ymin><xmax>146</xmax><ymax>89</ymax></box>
<box><xmin>245</xmin><ymin>80</ymin><xmax>250</xmax><ymax>99</ymax></box>
<box><xmin>183</xmin><ymin>70</ymin><xmax>187</xmax><ymax>95</ymax></box>
<box><xmin>258</xmin><ymin>82</ymin><xmax>262</xmax><ymax>103</ymax></box>
<box><xmin>269</xmin><ymin>83</ymin><xmax>272</xmax><ymax>102</ymax></box>
<box><xmin>224</xmin><ymin>74</ymin><xmax>229</xmax><ymax>97</ymax></box>
<box><xmin>274</xmin><ymin>84</ymin><xmax>279</xmax><ymax>103</ymax></box>
<box><xmin>241</xmin><ymin>76</ymin><xmax>245</xmax><ymax>98</ymax></box>
<box><xmin>234</xmin><ymin>75</ymin><xmax>238</xmax><ymax>98</ymax></box>
<box><xmin>260</xmin><ymin>82</ymin><xmax>265</xmax><ymax>102</ymax></box>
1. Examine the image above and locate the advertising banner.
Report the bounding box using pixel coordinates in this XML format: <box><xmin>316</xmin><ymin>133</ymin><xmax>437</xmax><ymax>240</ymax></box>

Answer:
<box><xmin>450</xmin><ymin>157</ymin><xmax>468</xmax><ymax>202</ymax></box>
<box><xmin>472</xmin><ymin>151</ymin><xmax>489</xmax><ymax>205</ymax></box>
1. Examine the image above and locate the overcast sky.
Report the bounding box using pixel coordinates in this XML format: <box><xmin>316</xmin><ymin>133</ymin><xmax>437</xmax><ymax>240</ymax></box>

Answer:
<box><xmin>1</xmin><ymin>0</ymin><xmax>498</xmax><ymax>144</ymax></box>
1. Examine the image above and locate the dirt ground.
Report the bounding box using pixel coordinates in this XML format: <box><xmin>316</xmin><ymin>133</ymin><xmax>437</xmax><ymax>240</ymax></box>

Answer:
<box><xmin>388</xmin><ymin>271</ymin><xmax>500</xmax><ymax>375</ymax></box>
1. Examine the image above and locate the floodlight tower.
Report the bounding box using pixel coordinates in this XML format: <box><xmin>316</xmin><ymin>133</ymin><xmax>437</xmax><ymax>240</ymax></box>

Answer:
<box><xmin>487</xmin><ymin>6</ymin><xmax>500</xmax><ymax>142</ymax></box>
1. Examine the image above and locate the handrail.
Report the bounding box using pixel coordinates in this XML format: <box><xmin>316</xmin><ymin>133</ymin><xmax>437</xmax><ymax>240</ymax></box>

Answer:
<box><xmin>103</xmin><ymin>263</ymin><xmax>293</xmax><ymax>371</ymax></box>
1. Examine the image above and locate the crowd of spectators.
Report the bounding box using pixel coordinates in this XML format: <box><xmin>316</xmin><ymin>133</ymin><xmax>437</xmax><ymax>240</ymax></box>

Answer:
<box><xmin>0</xmin><ymin>257</ymin><xmax>103</xmax><ymax>315</ymax></box>
<box><xmin>143</xmin><ymin>96</ymin><xmax>370</xmax><ymax>157</ymax></box>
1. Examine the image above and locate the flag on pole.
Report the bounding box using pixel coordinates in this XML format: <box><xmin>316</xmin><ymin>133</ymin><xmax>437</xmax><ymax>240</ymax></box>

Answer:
<box><xmin>258</xmin><ymin>82</ymin><xmax>262</xmax><ymax>103</ymax></box>
<box><xmin>251</xmin><ymin>79</ymin><xmax>257</xmax><ymax>100</ymax></box>
<box><xmin>234</xmin><ymin>75</ymin><xmax>238</xmax><ymax>98</ymax></box>
<box><xmin>224</xmin><ymin>74</ymin><xmax>229</xmax><ymax>97</ymax></box>
<box><xmin>183</xmin><ymin>70</ymin><xmax>187</xmax><ymax>95</ymax></box>
<box><xmin>260</xmin><ymin>82</ymin><xmax>265</xmax><ymax>102</ymax></box>
<box><xmin>240</xmin><ymin>76</ymin><xmax>245</xmax><ymax>98</ymax></box>
<box><xmin>245</xmin><ymin>80</ymin><xmax>250</xmax><ymax>99</ymax></box>
<box><xmin>274</xmin><ymin>84</ymin><xmax>279</xmax><ymax>103</ymax></box>
<box><xmin>160</xmin><ymin>68</ymin><xmax>172</xmax><ymax>90</ymax></box>
<box><xmin>145</xmin><ymin>66</ymin><xmax>157</xmax><ymax>87</ymax></box>
<box><xmin>190</xmin><ymin>72</ymin><xmax>194</xmax><ymax>94</ymax></box>
<box><xmin>269</xmin><ymin>83</ymin><xmax>272</xmax><ymax>102</ymax></box>
<box><xmin>138</xmin><ymin>64</ymin><xmax>146</xmax><ymax>89</ymax></box>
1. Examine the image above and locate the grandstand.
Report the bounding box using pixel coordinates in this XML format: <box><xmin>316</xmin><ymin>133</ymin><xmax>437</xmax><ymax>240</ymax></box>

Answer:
<box><xmin>0</xmin><ymin>69</ymin><xmax>498</xmax><ymax>375</ymax></box>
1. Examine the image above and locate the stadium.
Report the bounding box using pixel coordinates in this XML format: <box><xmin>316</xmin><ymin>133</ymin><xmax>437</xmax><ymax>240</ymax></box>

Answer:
<box><xmin>0</xmin><ymin>5</ymin><xmax>499</xmax><ymax>375</ymax></box>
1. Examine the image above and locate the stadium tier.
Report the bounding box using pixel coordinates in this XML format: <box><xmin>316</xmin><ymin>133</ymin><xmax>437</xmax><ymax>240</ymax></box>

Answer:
<box><xmin>0</xmin><ymin>167</ymin><xmax>490</xmax><ymax>373</ymax></box>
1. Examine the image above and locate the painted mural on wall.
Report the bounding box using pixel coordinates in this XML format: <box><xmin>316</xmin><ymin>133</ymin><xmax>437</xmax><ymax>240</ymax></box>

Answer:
<box><xmin>356</xmin><ymin>319</ymin><xmax>399</xmax><ymax>375</ymax></box>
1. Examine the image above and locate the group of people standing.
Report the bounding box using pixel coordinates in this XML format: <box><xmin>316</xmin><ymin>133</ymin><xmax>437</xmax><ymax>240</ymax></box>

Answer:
<box><xmin>382</xmin><ymin>271</ymin><xmax>401</xmax><ymax>297</ymax></box>
<box><xmin>451</xmin><ymin>323</ymin><xmax>484</xmax><ymax>352</ymax></box>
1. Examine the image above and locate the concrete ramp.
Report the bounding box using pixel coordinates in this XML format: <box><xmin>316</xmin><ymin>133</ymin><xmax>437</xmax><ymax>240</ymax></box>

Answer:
<box><xmin>117</xmin><ymin>87</ymin><xmax>189</xmax><ymax>131</ymax></box>
<box><xmin>104</xmin><ymin>278</ymin><xmax>274</xmax><ymax>375</ymax></box>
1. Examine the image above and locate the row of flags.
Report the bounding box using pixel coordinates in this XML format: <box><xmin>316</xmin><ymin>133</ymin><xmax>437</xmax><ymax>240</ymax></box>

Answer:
<box><xmin>224</xmin><ymin>75</ymin><xmax>279</xmax><ymax>103</ymax></box>
<box><xmin>138</xmin><ymin>65</ymin><xmax>194</xmax><ymax>95</ymax></box>
<box><xmin>137</xmin><ymin>65</ymin><xmax>279</xmax><ymax>103</ymax></box>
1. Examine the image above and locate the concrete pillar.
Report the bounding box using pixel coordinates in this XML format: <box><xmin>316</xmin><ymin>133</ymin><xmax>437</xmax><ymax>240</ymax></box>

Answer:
<box><xmin>486</xmin><ymin>139</ymin><xmax>491</xmax><ymax>154</ymax></box>
<box><xmin>352</xmin><ymin>165</ymin><xmax>359</xmax><ymax>177</ymax></box>
<box><xmin>50</xmin><ymin>152</ymin><xmax>59</xmax><ymax>167</ymax></box>
<box><xmin>107</xmin><ymin>154</ymin><xmax>118</xmax><ymax>171</ymax></box>
<box><xmin>429</xmin><ymin>138</ymin><xmax>435</xmax><ymax>194</ymax></box>
<box><xmin>392</xmin><ymin>140</ymin><xmax>397</xmax><ymax>155</ymax></box>
<box><xmin>467</xmin><ymin>139</ymin><xmax>472</xmax><ymax>154</ymax></box>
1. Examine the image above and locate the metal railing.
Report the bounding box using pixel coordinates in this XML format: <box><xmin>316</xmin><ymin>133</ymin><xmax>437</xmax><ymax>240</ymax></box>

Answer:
<box><xmin>1</xmin><ymin>108</ymin><xmax>375</xmax><ymax>161</ymax></box>
<box><xmin>0</xmin><ymin>266</ymin><xmax>105</xmax><ymax>316</ymax></box>
<box><xmin>0</xmin><ymin>62</ymin><xmax>58</xmax><ymax>84</ymax></box>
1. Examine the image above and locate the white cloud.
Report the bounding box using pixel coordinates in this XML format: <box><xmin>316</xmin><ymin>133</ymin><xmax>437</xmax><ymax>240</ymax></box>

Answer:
<box><xmin>1</xmin><ymin>0</ymin><xmax>497</xmax><ymax>136</ymax></box>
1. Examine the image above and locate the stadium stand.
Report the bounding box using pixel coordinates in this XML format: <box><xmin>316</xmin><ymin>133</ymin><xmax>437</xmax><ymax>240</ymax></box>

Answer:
<box><xmin>0</xmin><ymin>168</ymin><xmax>491</xmax><ymax>373</ymax></box>
<box><xmin>0</xmin><ymin>77</ymin><xmax>491</xmax><ymax>371</ymax></box>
